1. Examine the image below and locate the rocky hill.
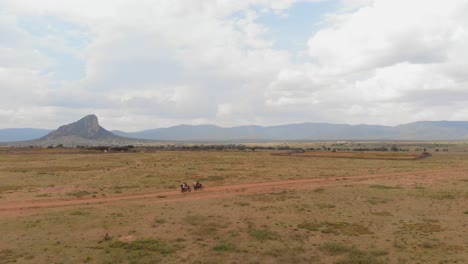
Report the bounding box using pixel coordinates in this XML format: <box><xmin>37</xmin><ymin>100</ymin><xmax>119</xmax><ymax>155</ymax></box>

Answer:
<box><xmin>3</xmin><ymin>115</ymin><xmax>156</xmax><ymax>147</ymax></box>
<box><xmin>41</xmin><ymin>114</ymin><xmax>116</xmax><ymax>140</ymax></box>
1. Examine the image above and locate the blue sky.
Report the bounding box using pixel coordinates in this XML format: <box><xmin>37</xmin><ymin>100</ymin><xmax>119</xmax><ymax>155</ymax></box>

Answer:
<box><xmin>258</xmin><ymin>0</ymin><xmax>340</xmax><ymax>60</ymax></box>
<box><xmin>1</xmin><ymin>0</ymin><xmax>467</xmax><ymax>130</ymax></box>
<box><xmin>14</xmin><ymin>1</ymin><xmax>340</xmax><ymax>81</ymax></box>
<box><xmin>17</xmin><ymin>15</ymin><xmax>89</xmax><ymax>80</ymax></box>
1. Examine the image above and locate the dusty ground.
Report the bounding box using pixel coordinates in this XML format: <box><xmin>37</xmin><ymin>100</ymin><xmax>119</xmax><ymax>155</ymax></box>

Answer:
<box><xmin>0</xmin><ymin>150</ymin><xmax>467</xmax><ymax>264</ymax></box>
<box><xmin>0</xmin><ymin>168</ymin><xmax>465</xmax><ymax>214</ymax></box>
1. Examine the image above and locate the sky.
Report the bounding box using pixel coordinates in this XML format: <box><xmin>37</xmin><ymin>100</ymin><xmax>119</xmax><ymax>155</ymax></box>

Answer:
<box><xmin>1</xmin><ymin>0</ymin><xmax>468</xmax><ymax>131</ymax></box>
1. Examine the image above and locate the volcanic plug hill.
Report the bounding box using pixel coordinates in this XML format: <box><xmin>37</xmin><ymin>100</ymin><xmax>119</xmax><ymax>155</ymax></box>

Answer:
<box><xmin>6</xmin><ymin>115</ymin><xmax>152</xmax><ymax>147</ymax></box>
<box><xmin>42</xmin><ymin>114</ymin><xmax>116</xmax><ymax>140</ymax></box>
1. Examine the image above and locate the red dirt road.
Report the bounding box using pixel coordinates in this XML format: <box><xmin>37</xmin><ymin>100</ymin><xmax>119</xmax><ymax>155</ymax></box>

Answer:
<box><xmin>0</xmin><ymin>168</ymin><xmax>466</xmax><ymax>215</ymax></box>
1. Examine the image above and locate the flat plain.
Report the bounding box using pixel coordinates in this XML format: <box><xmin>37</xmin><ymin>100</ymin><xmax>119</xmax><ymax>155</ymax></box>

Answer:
<box><xmin>0</xmin><ymin>147</ymin><xmax>467</xmax><ymax>263</ymax></box>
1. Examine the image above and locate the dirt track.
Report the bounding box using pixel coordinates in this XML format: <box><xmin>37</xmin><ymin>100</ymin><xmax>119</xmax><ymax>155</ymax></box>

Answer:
<box><xmin>0</xmin><ymin>168</ymin><xmax>466</xmax><ymax>215</ymax></box>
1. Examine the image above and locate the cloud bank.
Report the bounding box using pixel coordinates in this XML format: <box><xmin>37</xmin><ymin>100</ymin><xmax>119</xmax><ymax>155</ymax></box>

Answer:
<box><xmin>0</xmin><ymin>0</ymin><xmax>467</xmax><ymax>130</ymax></box>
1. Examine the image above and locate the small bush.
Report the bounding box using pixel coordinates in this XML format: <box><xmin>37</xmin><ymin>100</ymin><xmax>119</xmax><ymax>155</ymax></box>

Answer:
<box><xmin>371</xmin><ymin>211</ymin><xmax>393</xmax><ymax>216</ymax></box>
<box><xmin>298</xmin><ymin>221</ymin><xmax>372</xmax><ymax>235</ymax></box>
<box><xmin>319</xmin><ymin>243</ymin><xmax>387</xmax><ymax>264</ymax></box>
<box><xmin>66</xmin><ymin>190</ymin><xmax>93</xmax><ymax>197</ymax></box>
<box><xmin>151</xmin><ymin>217</ymin><xmax>166</xmax><ymax>227</ymax></box>
<box><xmin>109</xmin><ymin>238</ymin><xmax>173</xmax><ymax>255</ymax></box>
<box><xmin>369</xmin><ymin>185</ymin><xmax>403</xmax><ymax>190</ymax></box>
<box><xmin>317</xmin><ymin>203</ymin><xmax>336</xmax><ymax>209</ymax></box>
<box><xmin>184</xmin><ymin>215</ymin><xmax>208</xmax><ymax>226</ymax></box>
<box><xmin>0</xmin><ymin>249</ymin><xmax>30</xmax><ymax>264</ymax></box>
<box><xmin>336</xmin><ymin>249</ymin><xmax>387</xmax><ymax>264</ymax></box>
<box><xmin>249</xmin><ymin>229</ymin><xmax>279</xmax><ymax>241</ymax></box>
<box><xmin>70</xmin><ymin>211</ymin><xmax>90</xmax><ymax>216</ymax></box>
<box><xmin>403</xmin><ymin>223</ymin><xmax>442</xmax><ymax>233</ymax></box>
<box><xmin>297</xmin><ymin>222</ymin><xmax>320</xmax><ymax>231</ymax></box>
<box><xmin>0</xmin><ymin>186</ymin><xmax>22</xmax><ymax>193</ymax></box>
<box><xmin>207</xmin><ymin>175</ymin><xmax>225</xmax><ymax>181</ymax></box>
<box><xmin>36</xmin><ymin>193</ymin><xmax>52</xmax><ymax>197</ymax></box>
<box><xmin>318</xmin><ymin>242</ymin><xmax>352</xmax><ymax>255</ymax></box>
<box><xmin>428</xmin><ymin>191</ymin><xmax>457</xmax><ymax>200</ymax></box>
<box><xmin>212</xmin><ymin>242</ymin><xmax>236</xmax><ymax>252</ymax></box>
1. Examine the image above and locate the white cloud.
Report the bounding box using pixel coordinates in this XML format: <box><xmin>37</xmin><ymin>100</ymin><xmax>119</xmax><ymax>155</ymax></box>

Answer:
<box><xmin>307</xmin><ymin>0</ymin><xmax>468</xmax><ymax>73</ymax></box>
<box><xmin>0</xmin><ymin>0</ymin><xmax>468</xmax><ymax>130</ymax></box>
<box><xmin>266</xmin><ymin>0</ymin><xmax>468</xmax><ymax>125</ymax></box>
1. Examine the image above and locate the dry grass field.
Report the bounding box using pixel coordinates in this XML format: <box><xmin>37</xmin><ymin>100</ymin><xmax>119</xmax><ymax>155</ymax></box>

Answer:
<box><xmin>0</xmin><ymin>148</ymin><xmax>467</xmax><ymax>263</ymax></box>
<box><xmin>271</xmin><ymin>151</ymin><xmax>430</xmax><ymax>160</ymax></box>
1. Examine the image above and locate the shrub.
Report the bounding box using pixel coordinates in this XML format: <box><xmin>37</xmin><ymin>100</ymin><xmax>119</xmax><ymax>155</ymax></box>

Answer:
<box><xmin>249</xmin><ymin>229</ymin><xmax>279</xmax><ymax>241</ymax></box>
<box><xmin>212</xmin><ymin>242</ymin><xmax>236</xmax><ymax>252</ymax></box>
<box><xmin>318</xmin><ymin>242</ymin><xmax>352</xmax><ymax>255</ymax></box>
<box><xmin>109</xmin><ymin>238</ymin><xmax>173</xmax><ymax>255</ymax></box>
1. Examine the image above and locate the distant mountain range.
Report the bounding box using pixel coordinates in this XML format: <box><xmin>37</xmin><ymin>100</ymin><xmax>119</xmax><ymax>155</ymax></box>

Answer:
<box><xmin>1</xmin><ymin>115</ymin><xmax>468</xmax><ymax>145</ymax></box>
<box><xmin>112</xmin><ymin>121</ymin><xmax>468</xmax><ymax>141</ymax></box>
<box><xmin>0</xmin><ymin>128</ymin><xmax>52</xmax><ymax>142</ymax></box>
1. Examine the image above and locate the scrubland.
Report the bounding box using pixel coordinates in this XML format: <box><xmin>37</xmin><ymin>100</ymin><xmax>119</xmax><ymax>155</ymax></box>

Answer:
<box><xmin>0</xmin><ymin>148</ymin><xmax>467</xmax><ymax>263</ymax></box>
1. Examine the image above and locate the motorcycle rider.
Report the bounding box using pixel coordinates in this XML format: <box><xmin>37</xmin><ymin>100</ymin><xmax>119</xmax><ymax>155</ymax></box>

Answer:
<box><xmin>194</xmin><ymin>180</ymin><xmax>202</xmax><ymax>190</ymax></box>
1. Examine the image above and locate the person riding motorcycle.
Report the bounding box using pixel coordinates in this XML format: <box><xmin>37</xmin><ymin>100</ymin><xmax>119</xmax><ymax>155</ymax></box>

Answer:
<box><xmin>194</xmin><ymin>180</ymin><xmax>203</xmax><ymax>190</ymax></box>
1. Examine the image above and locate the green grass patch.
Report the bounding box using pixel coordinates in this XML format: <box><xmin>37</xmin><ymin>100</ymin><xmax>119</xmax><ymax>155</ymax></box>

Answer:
<box><xmin>212</xmin><ymin>242</ymin><xmax>236</xmax><ymax>252</ymax></box>
<box><xmin>298</xmin><ymin>221</ymin><xmax>372</xmax><ymax>235</ymax></box>
<box><xmin>313</xmin><ymin>188</ymin><xmax>325</xmax><ymax>193</ymax></box>
<box><xmin>70</xmin><ymin>211</ymin><xmax>91</xmax><ymax>216</ymax></box>
<box><xmin>371</xmin><ymin>211</ymin><xmax>393</xmax><ymax>216</ymax></box>
<box><xmin>109</xmin><ymin>238</ymin><xmax>173</xmax><ymax>255</ymax></box>
<box><xmin>184</xmin><ymin>215</ymin><xmax>208</xmax><ymax>226</ymax></box>
<box><xmin>206</xmin><ymin>175</ymin><xmax>225</xmax><ymax>181</ymax></box>
<box><xmin>183</xmin><ymin>215</ymin><xmax>228</xmax><ymax>236</ymax></box>
<box><xmin>367</xmin><ymin>197</ymin><xmax>391</xmax><ymax>205</ymax></box>
<box><xmin>0</xmin><ymin>185</ymin><xmax>22</xmax><ymax>193</ymax></box>
<box><xmin>336</xmin><ymin>249</ymin><xmax>387</xmax><ymax>264</ymax></box>
<box><xmin>321</xmin><ymin>222</ymin><xmax>373</xmax><ymax>236</ymax></box>
<box><xmin>318</xmin><ymin>243</ymin><xmax>387</xmax><ymax>264</ymax></box>
<box><xmin>35</xmin><ymin>193</ymin><xmax>52</xmax><ymax>197</ymax></box>
<box><xmin>317</xmin><ymin>203</ymin><xmax>336</xmax><ymax>209</ymax></box>
<box><xmin>111</xmin><ymin>185</ymin><xmax>139</xmax><ymax>190</ymax></box>
<box><xmin>249</xmin><ymin>229</ymin><xmax>280</xmax><ymax>241</ymax></box>
<box><xmin>66</xmin><ymin>190</ymin><xmax>94</xmax><ymax>197</ymax></box>
<box><xmin>0</xmin><ymin>249</ymin><xmax>18</xmax><ymax>264</ymax></box>
<box><xmin>318</xmin><ymin>242</ymin><xmax>353</xmax><ymax>255</ymax></box>
<box><xmin>403</xmin><ymin>223</ymin><xmax>443</xmax><ymax>233</ymax></box>
<box><xmin>427</xmin><ymin>191</ymin><xmax>458</xmax><ymax>200</ymax></box>
<box><xmin>369</xmin><ymin>184</ymin><xmax>403</xmax><ymax>190</ymax></box>
<box><xmin>297</xmin><ymin>222</ymin><xmax>321</xmax><ymax>231</ymax></box>
<box><xmin>151</xmin><ymin>218</ymin><xmax>166</xmax><ymax>227</ymax></box>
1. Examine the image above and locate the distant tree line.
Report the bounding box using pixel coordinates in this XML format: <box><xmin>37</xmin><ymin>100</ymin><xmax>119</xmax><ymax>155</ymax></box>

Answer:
<box><xmin>42</xmin><ymin>144</ymin><xmax>430</xmax><ymax>153</ymax></box>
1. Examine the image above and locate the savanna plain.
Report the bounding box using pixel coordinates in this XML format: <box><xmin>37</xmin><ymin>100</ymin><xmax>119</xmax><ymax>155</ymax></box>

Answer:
<box><xmin>0</xmin><ymin>145</ymin><xmax>467</xmax><ymax>264</ymax></box>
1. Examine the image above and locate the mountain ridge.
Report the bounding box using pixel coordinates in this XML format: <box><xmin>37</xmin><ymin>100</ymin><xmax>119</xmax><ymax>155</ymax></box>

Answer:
<box><xmin>2</xmin><ymin>116</ymin><xmax>468</xmax><ymax>143</ymax></box>
<box><xmin>111</xmin><ymin>120</ymin><xmax>468</xmax><ymax>141</ymax></box>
